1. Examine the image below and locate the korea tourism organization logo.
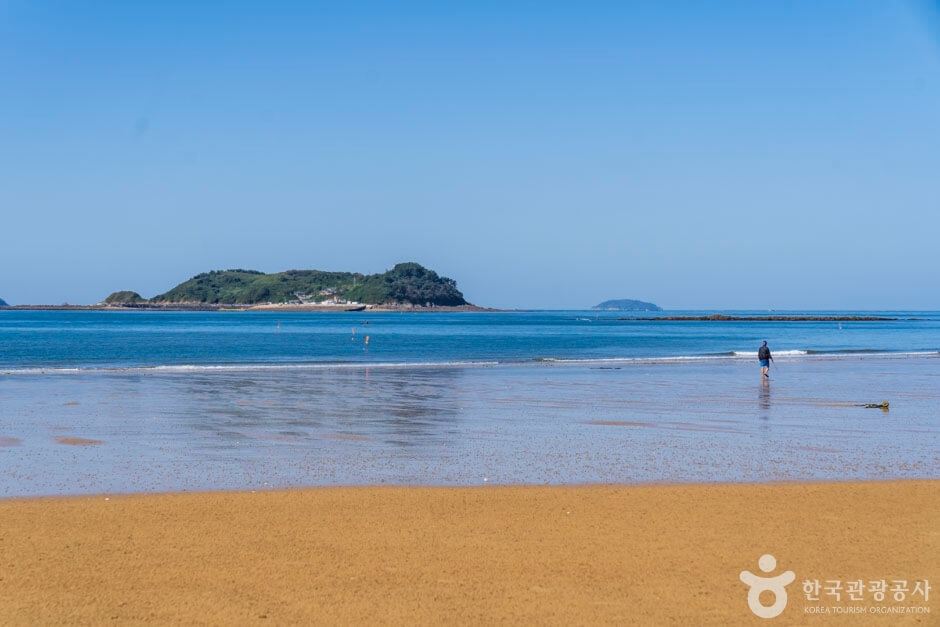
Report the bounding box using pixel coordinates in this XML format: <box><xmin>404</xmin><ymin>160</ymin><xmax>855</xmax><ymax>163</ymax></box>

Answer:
<box><xmin>739</xmin><ymin>554</ymin><xmax>931</xmax><ymax>619</ymax></box>
<box><xmin>740</xmin><ymin>554</ymin><xmax>795</xmax><ymax>618</ymax></box>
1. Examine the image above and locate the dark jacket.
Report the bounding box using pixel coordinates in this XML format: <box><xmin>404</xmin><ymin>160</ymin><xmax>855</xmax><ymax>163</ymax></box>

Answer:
<box><xmin>758</xmin><ymin>346</ymin><xmax>771</xmax><ymax>361</ymax></box>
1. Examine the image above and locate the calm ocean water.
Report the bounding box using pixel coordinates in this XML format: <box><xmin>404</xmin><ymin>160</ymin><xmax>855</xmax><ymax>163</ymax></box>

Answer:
<box><xmin>1</xmin><ymin>310</ymin><xmax>938</xmax><ymax>496</ymax></box>
<box><xmin>1</xmin><ymin>310</ymin><xmax>938</xmax><ymax>370</ymax></box>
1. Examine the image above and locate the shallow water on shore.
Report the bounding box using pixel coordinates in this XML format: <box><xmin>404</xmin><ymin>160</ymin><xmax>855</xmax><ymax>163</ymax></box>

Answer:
<box><xmin>1</xmin><ymin>355</ymin><xmax>937</xmax><ymax>496</ymax></box>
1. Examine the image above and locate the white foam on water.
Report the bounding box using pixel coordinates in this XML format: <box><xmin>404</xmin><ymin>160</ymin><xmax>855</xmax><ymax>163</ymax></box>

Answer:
<box><xmin>1</xmin><ymin>351</ymin><xmax>936</xmax><ymax>375</ymax></box>
<box><xmin>0</xmin><ymin>361</ymin><xmax>501</xmax><ymax>376</ymax></box>
<box><xmin>732</xmin><ymin>350</ymin><xmax>809</xmax><ymax>357</ymax></box>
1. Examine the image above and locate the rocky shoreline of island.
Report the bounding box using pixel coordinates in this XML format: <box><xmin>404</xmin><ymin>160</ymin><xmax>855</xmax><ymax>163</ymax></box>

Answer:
<box><xmin>0</xmin><ymin>302</ymin><xmax>497</xmax><ymax>313</ymax></box>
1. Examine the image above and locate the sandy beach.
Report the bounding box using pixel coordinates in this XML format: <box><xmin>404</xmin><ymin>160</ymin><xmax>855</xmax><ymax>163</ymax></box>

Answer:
<box><xmin>1</xmin><ymin>480</ymin><xmax>936</xmax><ymax>625</ymax></box>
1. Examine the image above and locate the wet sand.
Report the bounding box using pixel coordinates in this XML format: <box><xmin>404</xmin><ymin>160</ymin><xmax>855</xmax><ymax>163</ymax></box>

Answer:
<box><xmin>3</xmin><ymin>357</ymin><xmax>938</xmax><ymax>496</ymax></box>
<box><xmin>1</xmin><ymin>480</ymin><xmax>936</xmax><ymax>624</ymax></box>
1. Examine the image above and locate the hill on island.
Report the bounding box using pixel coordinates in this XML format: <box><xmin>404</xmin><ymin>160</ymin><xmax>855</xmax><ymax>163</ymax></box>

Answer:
<box><xmin>0</xmin><ymin>297</ymin><xmax>7</xmax><ymax>307</ymax></box>
<box><xmin>103</xmin><ymin>291</ymin><xmax>146</xmax><ymax>305</ymax></box>
<box><xmin>144</xmin><ymin>262</ymin><xmax>467</xmax><ymax>306</ymax></box>
<box><xmin>592</xmin><ymin>298</ymin><xmax>662</xmax><ymax>311</ymax></box>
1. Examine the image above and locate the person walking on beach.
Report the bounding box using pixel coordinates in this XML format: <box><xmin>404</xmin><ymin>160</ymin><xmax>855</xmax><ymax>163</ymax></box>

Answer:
<box><xmin>758</xmin><ymin>341</ymin><xmax>773</xmax><ymax>378</ymax></box>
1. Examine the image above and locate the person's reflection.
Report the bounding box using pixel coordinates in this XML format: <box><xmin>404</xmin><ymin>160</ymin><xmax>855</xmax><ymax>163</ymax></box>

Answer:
<box><xmin>758</xmin><ymin>379</ymin><xmax>771</xmax><ymax>416</ymax></box>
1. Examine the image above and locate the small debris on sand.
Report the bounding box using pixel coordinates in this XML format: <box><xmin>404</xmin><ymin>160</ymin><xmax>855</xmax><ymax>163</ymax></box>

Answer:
<box><xmin>587</xmin><ymin>420</ymin><xmax>654</xmax><ymax>427</ymax></box>
<box><xmin>320</xmin><ymin>433</ymin><xmax>371</xmax><ymax>442</ymax></box>
<box><xmin>54</xmin><ymin>437</ymin><xmax>103</xmax><ymax>446</ymax></box>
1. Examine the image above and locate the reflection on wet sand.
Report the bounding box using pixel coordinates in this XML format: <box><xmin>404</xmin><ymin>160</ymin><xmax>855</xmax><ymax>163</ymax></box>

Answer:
<box><xmin>173</xmin><ymin>367</ymin><xmax>463</xmax><ymax>449</ymax></box>
<box><xmin>587</xmin><ymin>420</ymin><xmax>744</xmax><ymax>434</ymax></box>
<box><xmin>759</xmin><ymin>380</ymin><xmax>771</xmax><ymax>414</ymax></box>
<box><xmin>0</xmin><ymin>356</ymin><xmax>937</xmax><ymax>496</ymax></box>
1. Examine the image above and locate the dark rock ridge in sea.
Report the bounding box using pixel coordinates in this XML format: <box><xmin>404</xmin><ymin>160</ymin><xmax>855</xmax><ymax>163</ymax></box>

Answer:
<box><xmin>592</xmin><ymin>299</ymin><xmax>662</xmax><ymax>311</ymax></box>
<box><xmin>620</xmin><ymin>314</ymin><xmax>898</xmax><ymax>322</ymax></box>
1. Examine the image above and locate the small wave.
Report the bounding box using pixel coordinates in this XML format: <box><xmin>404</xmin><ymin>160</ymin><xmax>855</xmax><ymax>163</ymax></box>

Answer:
<box><xmin>820</xmin><ymin>350</ymin><xmax>938</xmax><ymax>358</ymax></box>
<box><xmin>531</xmin><ymin>355</ymin><xmax>756</xmax><ymax>365</ymax></box>
<box><xmin>2</xmin><ymin>350</ymin><xmax>937</xmax><ymax>375</ymax></box>
<box><xmin>804</xmin><ymin>348</ymin><xmax>931</xmax><ymax>355</ymax></box>
<box><xmin>733</xmin><ymin>349</ymin><xmax>938</xmax><ymax>359</ymax></box>
<box><xmin>0</xmin><ymin>367</ymin><xmax>87</xmax><ymax>375</ymax></box>
<box><xmin>532</xmin><ymin>349</ymin><xmax>939</xmax><ymax>366</ymax></box>
<box><xmin>536</xmin><ymin>351</ymin><xmax>810</xmax><ymax>364</ymax></box>
<box><xmin>0</xmin><ymin>360</ymin><xmax>501</xmax><ymax>376</ymax></box>
<box><xmin>148</xmin><ymin>361</ymin><xmax>501</xmax><ymax>372</ymax></box>
<box><xmin>732</xmin><ymin>350</ymin><xmax>809</xmax><ymax>357</ymax></box>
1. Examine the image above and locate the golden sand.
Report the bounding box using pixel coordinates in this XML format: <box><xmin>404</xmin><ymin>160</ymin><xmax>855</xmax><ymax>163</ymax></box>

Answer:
<box><xmin>0</xmin><ymin>481</ymin><xmax>936</xmax><ymax>625</ymax></box>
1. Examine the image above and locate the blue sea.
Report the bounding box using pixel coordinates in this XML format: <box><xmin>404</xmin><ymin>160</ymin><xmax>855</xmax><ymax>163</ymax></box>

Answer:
<box><xmin>2</xmin><ymin>309</ymin><xmax>939</xmax><ymax>370</ymax></box>
<box><xmin>1</xmin><ymin>310</ymin><xmax>938</xmax><ymax>496</ymax></box>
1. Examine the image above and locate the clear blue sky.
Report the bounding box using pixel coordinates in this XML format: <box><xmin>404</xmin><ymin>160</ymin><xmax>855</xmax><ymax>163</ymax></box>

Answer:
<box><xmin>2</xmin><ymin>1</ymin><xmax>938</xmax><ymax>309</ymax></box>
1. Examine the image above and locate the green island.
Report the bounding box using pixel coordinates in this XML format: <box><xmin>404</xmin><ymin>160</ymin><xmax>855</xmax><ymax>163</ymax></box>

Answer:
<box><xmin>103</xmin><ymin>291</ymin><xmax>146</xmax><ymax>305</ymax></box>
<box><xmin>592</xmin><ymin>299</ymin><xmax>662</xmax><ymax>311</ymax></box>
<box><xmin>103</xmin><ymin>262</ymin><xmax>470</xmax><ymax>308</ymax></box>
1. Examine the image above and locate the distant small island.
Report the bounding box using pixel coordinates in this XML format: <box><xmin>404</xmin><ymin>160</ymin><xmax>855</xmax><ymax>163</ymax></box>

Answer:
<box><xmin>592</xmin><ymin>299</ymin><xmax>662</xmax><ymax>312</ymax></box>
<box><xmin>0</xmin><ymin>297</ymin><xmax>7</xmax><ymax>307</ymax></box>
<box><xmin>94</xmin><ymin>262</ymin><xmax>476</xmax><ymax>310</ymax></box>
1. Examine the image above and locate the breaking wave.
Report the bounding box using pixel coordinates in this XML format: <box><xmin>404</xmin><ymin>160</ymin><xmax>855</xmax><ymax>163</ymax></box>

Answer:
<box><xmin>1</xmin><ymin>350</ymin><xmax>936</xmax><ymax>375</ymax></box>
